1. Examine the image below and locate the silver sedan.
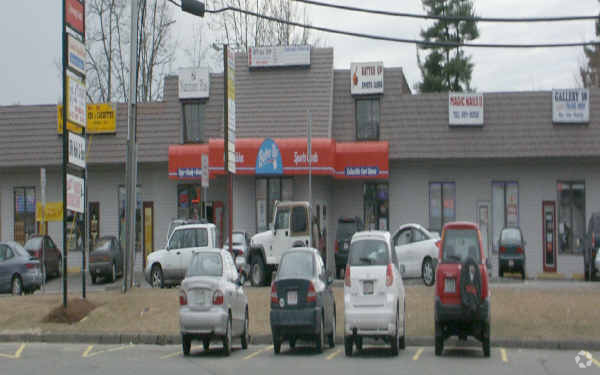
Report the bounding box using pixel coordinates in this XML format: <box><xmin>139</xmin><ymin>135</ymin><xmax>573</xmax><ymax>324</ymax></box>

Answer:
<box><xmin>179</xmin><ymin>248</ymin><xmax>249</xmax><ymax>356</ymax></box>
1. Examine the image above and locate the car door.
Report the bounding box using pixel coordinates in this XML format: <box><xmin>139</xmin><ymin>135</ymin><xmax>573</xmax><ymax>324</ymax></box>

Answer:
<box><xmin>390</xmin><ymin>244</ymin><xmax>406</xmax><ymax>332</ymax></box>
<box><xmin>164</xmin><ymin>229</ymin><xmax>184</xmax><ymax>281</ymax></box>
<box><xmin>44</xmin><ymin>237</ymin><xmax>58</xmax><ymax>274</ymax></box>
<box><xmin>0</xmin><ymin>244</ymin><xmax>10</xmax><ymax>291</ymax></box>
<box><xmin>272</xmin><ymin>207</ymin><xmax>291</xmax><ymax>261</ymax></box>
<box><xmin>316</xmin><ymin>254</ymin><xmax>334</xmax><ymax>332</ymax></box>
<box><xmin>222</xmin><ymin>251</ymin><xmax>242</xmax><ymax>334</ymax></box>
<box><xmin>394</xmin><ymin>227</ymin><xmax>416</xmax><ymax>277</ymax></box>
<box><xmin>412</xmin><ymin>228</ymin><xmax>432</xmax><ymax>271</ymax></box>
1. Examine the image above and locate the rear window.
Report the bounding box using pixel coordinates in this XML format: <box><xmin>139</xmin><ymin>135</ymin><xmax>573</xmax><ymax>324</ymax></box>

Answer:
<box><xmin>188</xmin><ymin>253</ymin><xmax>223</xmax><ymax>277</ymax></box>
<box><xmin>500</xmin><ymin>228</ymin><xmax>522</xmax><ymax>244</ymax></box>
<box><xmin>93</xmin><ymin>238</ymin><xmax>112</xmax><ymax>252</ymax></box>
<box><xmin>442</xmin><ymin>229</ymin><xmax>481</xmax><ymax>263</ymax></box>
<box><xmin>349</xmin><ymin>239</ymin><xmax>389</xmax><ymax>266</ymax></box>
<box><xmin>278</xmin><ymin>251</ymin><xmax>315</xmax><ymax>279</ymax></box>
<box><xmin>7</xmin><ymin>241</ymin><xmax>28</xmax><ymax>257</ymax></box>
<box><xmin>337</xmin><ymin>221</ymin><xmax>358</xmax><ymax>241</ymax></box>
<box><xmin>24</xmin><ymin>237</ymin><xmax>43</xmax><ymax>251</ymax></box>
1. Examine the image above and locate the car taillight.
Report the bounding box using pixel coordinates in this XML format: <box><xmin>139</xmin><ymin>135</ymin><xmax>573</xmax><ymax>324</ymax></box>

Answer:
<box><xmin>516</xmin><ymin>247</ymin><xmax>523</xmax><ymax>254</ymax></box>
<box><xmin>499</xmin><ymin>246</ymin><xmax>506</xmax><ymax>253</ymax></box>
<box><xmin>25</xmin><ymin>263</ymin><xmax>37</xmax><ymax>270</ymax></box>
<box><xmin>271</xmin><ymin>282</ymin><xmax>278</xmax><ymax>304</ymax></box>
<box><xmin>344</xmin><ymin>264</ymin><xmax>351</xmax><ymax>287</ymax></box>
<box><xmin>35</xmin><ymin>250</ymin><xmax>41</xmax><ymax>258</ymax></box>
<box><xmin>212</xmin><ymin>290</ymin><xmax>224</xmax><ymax>305</ymax></box>
<box><xmin>386</xmin><ymin>263</ymin><xmax>393</xmax><ymax>287</ymax></box>
<box><xmin>307</xmin><ymin>282</ymin><xmax>317</xmax><ymax>303</ymax></box>
<box><xmin>335</xmin><ymin>240</ymin><xmax>339</xmax><ymax>253</ymax></box>
<box><xmin>179</xmin><ymin>290</ymin><xmax>187</xmax><ymax>306</ymax></box>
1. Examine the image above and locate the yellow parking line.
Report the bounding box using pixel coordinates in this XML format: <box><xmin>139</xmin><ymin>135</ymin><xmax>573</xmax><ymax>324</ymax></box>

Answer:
<box><xmin>585</xmin><ymin>351</ymin><xmax>600</xmax><ymax>368</ymax></box>
<box><xmin>326</xmin><ymin>349</ymin><xmax>341</xmax><ymax>360</ymax></box>
<box><xmin>500</xmin><ymin>348</ymin><xmax>508</xmax><ymax>363</ymax></box>
<box><xmin>412</xmin><ymin>347</ymin><xmax>424</xmax><ymax>361</ymax></box>
<box><xmin>82</xmin><ymin>345</ymin><xmax>93</xmax><ymax>358</ymax></box>
<box><xmin>243</xmin><ymin>345</ymin><xmax>273</xmax><ymax>360</ymax></box>
<box><xmin>160</xmin><ymin>346</ymin><xmax>203</xmax><ymax>359</ymax></box>
<box><xmin>0</xmin><ymin>344</ymin><xmax>26</xmax><ymax>359</ymax></box>
<box><xmin>82</xmin><ymin>344</ymin><xmax>134</xmax><ymax>358</ymax></box>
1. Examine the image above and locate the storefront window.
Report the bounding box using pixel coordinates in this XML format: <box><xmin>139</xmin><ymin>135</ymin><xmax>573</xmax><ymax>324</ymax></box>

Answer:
<box><xmin>557</xmin><ymin>181</ymin><xmax>585</xmax><ymax>254</ymax></box>
<box><xmin>429</xmin><ymin>182</ymin><xmax>456</xmax><ymax>233</ymax></box>
<box><xmin>492</xmin><ymin>182</ymin><xmax>519</xmax><ymax>253</ymax></box>
<box><xmin>364</xmin><ymin>183</ymin><xmax>389</xmax><ymax>230</ymax></box>
<box><xmin>177</xmin><ymin>184</ymin><xmax>203</xmax><ymax>219</ymax></box>
<box><xmin>356</xmin><ymin>98</ymin><xmax>380</xmax><ymax>141</ymax></box>
<box><xmin>182</xmin><ymin>102</ymin><xmax>206</xmax><ymax>143</ymax></box>
<box><xmin>14</xmin><ymin>187</ymin><xmax>36</xmax><ymax>245</ymax></box>
<box><xmin>256</xmin><ymin>177</ymin><xmax>294</xmax><ymax>232</ymax></box>
<box><xmin>119</xmin><ymin>186</ymin><xmax>142</xmax><ymax>252</ymax></box>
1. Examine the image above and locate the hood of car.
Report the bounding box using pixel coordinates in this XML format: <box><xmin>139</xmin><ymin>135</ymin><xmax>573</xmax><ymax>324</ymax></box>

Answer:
<box><xmin>251</xmin><ymin>230</ymin><xmax>272</xmax><ymax>248</ymax></box>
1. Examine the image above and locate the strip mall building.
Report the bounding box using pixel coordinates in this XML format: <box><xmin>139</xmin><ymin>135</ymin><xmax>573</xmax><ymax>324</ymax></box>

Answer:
<box><xmin>1</xmin><ymin>46</ymin><xmax>597</xmax><ymax>279</ymax></box>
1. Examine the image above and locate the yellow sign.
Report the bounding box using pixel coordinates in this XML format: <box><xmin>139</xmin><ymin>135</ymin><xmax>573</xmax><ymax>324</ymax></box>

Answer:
<box><xmin>87</xmin><ymin>103</ymin><xmax>117</xmax><ymax>133</ymax></box>
<box><xmin>57</xmin><ymin>105</ymin><xmax>83</xmax><ymax>134</ymax></box>
<box><xmin>36</xmin><ymin>202</ymin><xmax>64</xmax><ymax>222</ymax></box>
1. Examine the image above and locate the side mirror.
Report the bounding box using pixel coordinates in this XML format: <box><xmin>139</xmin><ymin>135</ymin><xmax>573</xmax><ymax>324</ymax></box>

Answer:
<box><xmin>485</xmin><ymin>258</ymin><xmax>492</xmax><ymax>270</ymax></box>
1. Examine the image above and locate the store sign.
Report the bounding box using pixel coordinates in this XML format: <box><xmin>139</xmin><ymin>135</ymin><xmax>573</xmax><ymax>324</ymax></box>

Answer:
<box><xmin>177</xmin><ymin>168</ymin><xmax>202</xmax><ymax>179</ymax></box>
<box><xmin>67</xmin><ymin>34</ymin><xmax>85</xmax><ymax>75</ymax></box>
<box><xmin>350</xmin><ymin>62</ymin><xmax>384</xmax><ymax>95</ymax></box>
<box><xmin>57</xmin><ymin>105</ymin><xmax>83</xmax><ymax>134</ymax></box>
<box><xmin>256</xmin><ymin>138</ymin><xmax>283</xmax><ymax>175</ymax></box>
<box><xmin>65</xmin><ymin>0</ymin><xmax>84</xmax><ymax>35</ymax></box>
<box><xmin>178</xmin><ymin>67</ymin><xmax>210</xmax><ymax>99</ymax></box>
<box><xmin>552</xmin><ymin>88</ymin><xmax>589</xmax><ymax>123</ymax></box>
<box><xmin>227</xmin><ymin>47</ymin><xmax>236</xmax><ymax>173</ymax></box>
<box><xmin>201</xmin><ymin>154</ymin><xmax>209</xmax><ymax>188</ymax></box>
<box><xmin>248</xmin><ymin>45</ymin><xmax>311</xmax><ymax>68</ymax></box>
<box><xmin>36</xmin><ymin>202</ymin><xmax>64</xmax><ymax>222</ymax></box>
<box><xmin>68</xmin><ymin>132</ymin><xmax>86</xmax><ymax>168</ymax></box>
<box><xmin>66</xmin><ymin>174</ymin><xmax>85</xmax><ymax>213</ymax></box>
<box><xmin>344</xmin><ymin>166</ymin><xmax>380</xmax><ymax>177</ymax></box>
<box><xmin>87</xmin><ymin>103</ymin><xmax>116</xmax><ymax>133</ymax></box>
<box><xmin>67</xmin><ymin>71</ymin><xmax>86</xmax><ymax>127</ymax></box>
<box><xmin>448</xmin><ymin>92</ymin><xmax>484</xmax><ymax>126</ymax></box>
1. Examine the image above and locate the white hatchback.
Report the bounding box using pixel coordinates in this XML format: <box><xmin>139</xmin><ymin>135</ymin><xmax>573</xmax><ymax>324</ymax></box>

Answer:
<box><xmin>343</xmin><ymin>231</ymin><xmax>406</xmax><ymax>356</ymax></box>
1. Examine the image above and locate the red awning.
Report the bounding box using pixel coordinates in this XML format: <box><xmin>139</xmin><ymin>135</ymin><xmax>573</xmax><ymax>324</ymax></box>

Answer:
<box><xmin>335</xmin><ymin>141</ymin><xmax>389</xmax><ymax>179</ymax></box>
<box><xmin>168</xmin><ymin>144</ymin><xmax>208</xmax><ymax>180</ymax></box>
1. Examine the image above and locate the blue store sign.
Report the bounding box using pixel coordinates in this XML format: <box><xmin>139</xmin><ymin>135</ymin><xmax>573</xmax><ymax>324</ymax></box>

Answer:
<box><xmin>256</xmin><ymin>138</ymin><xmax>283</xmax><ymax>175</ymax></box>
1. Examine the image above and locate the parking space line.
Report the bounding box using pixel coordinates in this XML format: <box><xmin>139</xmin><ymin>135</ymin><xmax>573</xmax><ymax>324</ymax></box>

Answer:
<box><xmin>585</xmin><ymin>351</ymin><xmax>600</xmax><ymax>368</ymax></box>
<box><xmin>160</xmin><ymin>346</ymin><xmax>203</xmax><ymax>359</ymax></box>
<box><xmin>326</xmin><ymin>349</ymin><xmax>341</xmax><ymax>360</ymax></box>
<box><xmin>82</xmin><ymin>344</ymin><xmax>134</xmax><ymax>358</ymax></box>
<box><xmin>500</xmin><ymin>348</ymin><xmax>508</xmax><ymax>363</ymax></box>
<box><xmin>243</xmin><ymin>346</ymin><xmax>273</xmax><ymax>360</ymax></box>
<box><xmin>0</xmin><ymin>344</ymin><xmax>26</xmax><ymax>359</ymax></box>
<box><xmin>412</xmin><ymin>347</ymin><xmax>424</xmax><ymax>361</ymax></box>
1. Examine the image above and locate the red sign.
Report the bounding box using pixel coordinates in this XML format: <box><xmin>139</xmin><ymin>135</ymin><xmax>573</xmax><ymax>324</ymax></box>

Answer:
<box><xmin>65</xmin><ymin>0</ymin><xmax>84</xmax><ymax>35</ymax></box>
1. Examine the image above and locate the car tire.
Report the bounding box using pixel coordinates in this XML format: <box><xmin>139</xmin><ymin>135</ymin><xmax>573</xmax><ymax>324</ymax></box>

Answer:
<box><xmin>434</xmin><ymin>322</ymin><xmax>443</xmax><ymax>356</ymax></box>
<box><xmin>203</xmin><ymin>339</ymin><xmax>210</xmax><ymax>351</ymax></box>
<box><xmin>328</xmin><ymin>310</ymin><xmax>336</xmax><ymax>348</ymax></box>
<box><xmin>91</xmin><ymin>274</ymin><xmax>97</xmax><ymax>285</ymax></box>
<box><xmin>482</xmin><ymin>322</ymin><xmax>491</xmax><ymax>358</ymax></box>
<box><xmin>315</xmin><ymin>314</ymin><xmax>324</xmax><ymax>353</ymax></box>
<box><xmin>250</xmin><ymin>257</ymin><xmax>266</xmax><ymax>287</ymax></box>
<box><xmin>390</xmin><ymin>309</ymin><xmax>399</xmax><ymax>356</ymax></box>
<box><xmin>355</xmin><ymin>336</ymin><xmax>363</xmax><ymax>351</ymax></box>
<box><xmin>399</xmin><ymin>300</ymin><xmax>406</xmax><ymax>350</ymax></box>
<box><xmin>273</xmin><ymin>331</ymin><xmax>281</xmax><ymax>354</ymax></box>
<box><xmin>223</xmin><ymin>315</ymin><xmax>232</xmax><ymax>356</ymax></box>
<box><xmin>11</xmin><ymin>275</ymin><xmax>23</xmax><ymax>296</ymax></box>
<box><xmin>151</xmin><ymin>265</ymin><xmax>164</xmax><ymax>288</ymax></box>
<box><xmin>182</xmin><ymin>334</ymin><xmax>191</xmax><ymax>356</ymax></box>
<box><xmin>344</xmin><ymin>336</ymin><xmax>353</xmax><ymax>357</ymax></box>
<box><xmin>422</xmin><ymin>258</ymin><xmax>435</xmax><ymax>286</ymax></box>
<box><xmin>241</xmin><ymin>308</ymin><xmax>249</xmax><ymax>350</ymax></box>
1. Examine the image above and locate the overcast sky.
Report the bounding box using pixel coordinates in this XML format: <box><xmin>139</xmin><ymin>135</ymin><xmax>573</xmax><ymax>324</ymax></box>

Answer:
<box><xmin>1</xmin><ymin>0</ymin><xmax>598</xmax><ymax>105</ymax></box>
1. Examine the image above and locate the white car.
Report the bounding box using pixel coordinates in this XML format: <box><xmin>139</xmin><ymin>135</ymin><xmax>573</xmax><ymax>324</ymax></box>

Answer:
<box><xmin>179</xmin><ymin>249</ymin><xmax>249</xmax><ymax>356</ymax></box>
<box><xmin>343</xmin><ymin>231</ymin><xmax>406</xmax><ymax>356</ymax></box>
<box><xmin>595</xmin><ymin>249</ymin><xmax>600</xmax><ymax>278</ymax></box>
<box><xmin>392</xmin><ymin>223</ymin><xmax>439</xmax><ymax>286</ymax></box>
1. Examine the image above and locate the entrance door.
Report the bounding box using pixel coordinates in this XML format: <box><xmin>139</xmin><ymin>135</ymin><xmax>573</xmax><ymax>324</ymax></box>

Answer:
<box><xmin>543</xmin><ymin>201</ymin><xmax>557</xmax><ymax>272</ymax></box>
<box><xmin>477</xmin><ymin>201</ymin><xmax>491</xmax><ymax>258</ymax></box>
<box><xmin>143</xmin><ymin>202</ymin><xmax>154</xmax><ymax>269</ymax></box>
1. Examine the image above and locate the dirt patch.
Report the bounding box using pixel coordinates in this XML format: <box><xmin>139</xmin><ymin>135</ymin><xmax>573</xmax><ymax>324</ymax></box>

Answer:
<box><xmin>43</xmin><ymin>298</ymin><xmax>97</xmax><ymax>324</ymax></box>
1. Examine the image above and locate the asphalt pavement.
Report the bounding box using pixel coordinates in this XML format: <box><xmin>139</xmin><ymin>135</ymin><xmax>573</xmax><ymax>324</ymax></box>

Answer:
<box><xmin>0</xmin><ymin>342</ymin><xmax>599</xmax><ymax>375</ymax></box>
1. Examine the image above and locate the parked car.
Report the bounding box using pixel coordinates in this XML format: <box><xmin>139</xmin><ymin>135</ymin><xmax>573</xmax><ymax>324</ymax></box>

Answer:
<box><xmin>392</xmin><ymin>223</ymin><xmax>439</xmax><ymax>286</ymax></box>
<box><xmin>24</xmin><ymin>235</ymin><xmax>62</xmax><ymax>280</ymax></box>
<box><xmin>498</xmin><ymin>227</ymin><xmax>526</xmax><ymax>279</ymax></box>
<box><xmin>224</xmin><ymin>231</ymin><xmax>251</xmax><ymax>281</ymax></box>
<box><xmin>595</xmin><ymin>249</ymin><xmax>600</xmax><ymax>279</ymax></box>
<box><xmin>334</xmin><ymin>216</ymin><xmax>363</xmax><ymax>279</ymax></box>
<box><xmin>179</xmin><ymin>248</ymin><xmax>249</xmax><ymax>356</ymax></box>
<box><xmin>583</xmin><ymin>212</ymin><xmax>600</xmax><ymax>281</ymax></box>
<box><xmin>344</xmin><ymin>231</ymin><xmax>406</xmax><ymax>356</ymax></box>
<box><xmin>89</xmin><ymin>236</ymin><xmax>123</xmax><ymax>284</ymax></box>
<box><xmin>166</xmin><ymin>218</ymin><xmax>208</xmax><ymax>247</ymax></box>
<box><xmin>434</xmin><ymin>222</ymin><xmax>491</xmax><ymax>357</ymax></box>
<box><xmin>0</xmin><ymin>241</ymin><xmax>42</xmax><ymax>295</ymax></box>
<box><xmin>270</xmin><ymin>247</ymin><xmax>336</xmax><ymax>354</ymax></box>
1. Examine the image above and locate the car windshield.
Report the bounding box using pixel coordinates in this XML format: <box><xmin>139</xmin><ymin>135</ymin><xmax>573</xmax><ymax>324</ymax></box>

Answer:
<box><xmin>278</xmin><ymin>251</ymin><xmax>315</xmax><ymax>279</ymax></box>
<box><xmin>6</xmin><ymin>241</ymin><xmax>28</xmax><ymax>257</ymax></box>
<box><xmin>188</xmin><ymin>253</ymin><xmax>223</xmax><ymax>277</ymax></box>
<box><xmin>93</xmin><ymin>238</ymin><xmax>112</xmax><ymax>252</ymax></box>
<box><xmin>337</xmin><ymin>221</ymin><xmax>358</xmax><ymax>241</ymax></box>
<box><xmin>24</xmin><ymin>237</ymin><xmax>43</xmax><ymax>251</ymax></box>
<box><xmin>348</xmin><ymin>239</ymin><xmax>389</xmax><ymax>266</ymax></box>
<box><xmin>500</xmin><ymin>228</ymin><xmax>522</xmax><ymax>244</ymax></box>
<box><xmin>442</xmin><ymin>229</ymin><xmax>481</xmax><ymax>263</ymax></box>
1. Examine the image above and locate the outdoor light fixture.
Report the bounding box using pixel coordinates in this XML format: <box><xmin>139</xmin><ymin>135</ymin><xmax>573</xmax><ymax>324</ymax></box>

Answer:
<box><xmin>182</xmin><ymin>0</ymin><xmax>205</xmax><ymax>17</ymax></box>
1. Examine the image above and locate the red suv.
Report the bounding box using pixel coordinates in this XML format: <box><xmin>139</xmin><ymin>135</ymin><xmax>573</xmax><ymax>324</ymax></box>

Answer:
<box><xmin>434</xmin><ymin>222</ymin><xmax>491</xmax><ymax>357</ymax></box>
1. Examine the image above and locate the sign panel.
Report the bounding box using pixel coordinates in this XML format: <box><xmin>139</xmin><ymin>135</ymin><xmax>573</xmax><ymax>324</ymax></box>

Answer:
<box><xmin>448</xmin><ymin>92</ymin><xmax>484</xmax><ymax>126</ymax></box>
<box><xmin>227</xmin><ymin>47</ymin><xmax>236</xmax><ymax>173</ymax></box>
<box><xmin>68</xmin><ymin>132</ymin><xmax>86</xmax><ymax>168</ymax></box>
<box><xmin>350</xmin><ymin>62</ymin><xmax>384</xmax><ymax>95</ymax></box>
<box><xmin>67</xmin><ymin>71</ymin><xmax>86</xmax><ymax>127</ymax></box>
<box><xmin>65</xmin><ymin>0</ymin><xmax>85</xmax><ymax>35</ymax></box>
<box><xmin>255</xmin><ymin>138</ymin><xmax>283</xmax><ymax>175</ymax></box>
<box><xmin>66</xmin><ymin>174</ymin><xmax>85</xmax><ymax>213</ymax></box>
<box><xmin>178</xmin><ymin>67</ymin><xmax>210</xmax><ymax>99</ymax></box>
<box><xmin>67</xmin><ymin>34</ymin><xmax>86</xmax><ymax>75</ymax></box>
<box><xmin>177</xmin><ymin>168</ymin><xmax>202</xmax><ymax>179</ymax></box>
<box><xmin>57</xmin><ymin>105</ymin><xmax>83</xmax><ymax>134</ymax></box>
<box><xmin>87</xmin><ymin>103</ymin><xmax>116</xmax><ymax>133</ymax></box>
<box><xmin>248</xmin><ymin>45</ymin><xmax>311</xmax><ymax>68</ymax></box>
<box><xmin>552</xmin><ymin>88</ymin><xmax>590</xmax><ymax>123</ymax></box>
<box><xmin>201</xmin><ymin>154</ymin><xmax>209</xmax><ymax>188</ymax></box>
<box><xmin>36</xmin><ymin>202</ymin><xmax>64</xmax><ymax>222</ymax></box>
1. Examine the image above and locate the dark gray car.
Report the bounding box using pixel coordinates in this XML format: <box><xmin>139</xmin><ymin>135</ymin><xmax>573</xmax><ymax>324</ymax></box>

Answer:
<box><xmin>0</xmin><ymin>241</ymin><xmax>42</xmax><ymax>295</ymax></box>
<box><xmin>89</xmin><ymin>236</ymin><xmax>123</xmax><ymax>284</ymax></box>
<box><xmin>498</xmin><ymin>227</ymin><xmax>526</xmax><ymax>279</ymax></box>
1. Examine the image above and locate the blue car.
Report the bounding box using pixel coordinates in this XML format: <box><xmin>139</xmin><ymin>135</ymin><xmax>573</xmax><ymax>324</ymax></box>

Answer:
<box><xmin>0</xmin><ymin>241</ymin><xmax>43</xmax><ymax>295</ymax></box>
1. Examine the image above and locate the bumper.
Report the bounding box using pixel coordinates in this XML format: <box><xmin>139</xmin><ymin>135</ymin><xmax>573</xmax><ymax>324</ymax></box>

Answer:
<box><xmin>270</xmin><ymin>307</ymin><xmax>321</xmax><ymax>335</ymax></box>
<box><xmin>89</xmin><ymin>262</ymin><xmax>112</xmax><ymax>276</ymax></box>
<box><xmin>435</xmin><ymin>297</ymin><xmax>490</xmax><ymax>324</ymax></box>
<box><xmin>499</xmin><ymin>256</ymin><xmax>525</xmax><ymax>272</ymax></box>
<box><xmin>344</xmin><ymin>306</ymin><xmax>396</xmax><ymax>336</ymax></box>
<box><xmin>180</xmin><ymin>307</ymin><xmax>229</xmax><ymax>337</ymax></box>
<box><xmin>22</xmin><ymin>271</ymin><xmax>42</xmax><ymax>291</ymax></box>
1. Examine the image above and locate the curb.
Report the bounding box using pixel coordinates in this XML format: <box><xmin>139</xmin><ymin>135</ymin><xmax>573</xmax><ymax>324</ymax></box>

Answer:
<box><xmin>1</xmin><ymin>333</ymin><xmax>599</xmax><ymax>351</ymax></box>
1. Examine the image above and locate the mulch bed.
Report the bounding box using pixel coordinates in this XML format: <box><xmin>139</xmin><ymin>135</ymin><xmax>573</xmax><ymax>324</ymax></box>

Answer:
<box><xmin>43</xmin><ymin>298</ymin><xmax>97</xmax><ymax>324</ymax></box>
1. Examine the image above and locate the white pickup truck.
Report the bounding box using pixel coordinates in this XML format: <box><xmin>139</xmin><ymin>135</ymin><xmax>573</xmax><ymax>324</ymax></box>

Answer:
<box><xmin>145</xmin><ymin>223</ymin><xmax>217</xmax><ymax>288</ymax></box>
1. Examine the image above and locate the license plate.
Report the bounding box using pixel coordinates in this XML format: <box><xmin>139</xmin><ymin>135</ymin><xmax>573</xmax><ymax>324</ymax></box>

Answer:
<box><xmin>444</xmin><ymin>278</ymin><xmax>456</xmax><ymax>293</ymax></box>
<box><xmin>509</xmin><ymin>260</ymin><xmax>514</xmax><ymax>267</ymax></box>
<box><xmin>287</xmin><ymin>291</ymin><xmax>298</xmax><ymax>305</ymax></box>
<box><xmin>190</xmin><ymin>290</ymin><xmax>206</xmax><ymax>305</ymax></box>
<box><xmin>363</xmin><ymin>281</ymin><xmax>374</xmax><ymax>295</ymax></box>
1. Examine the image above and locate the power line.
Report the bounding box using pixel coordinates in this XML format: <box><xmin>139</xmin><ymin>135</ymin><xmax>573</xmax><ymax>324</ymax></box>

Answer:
<box><xmin>291</xmin><ymin>0</ymin><xmax>600</xmax><ymax>23</ymax></box>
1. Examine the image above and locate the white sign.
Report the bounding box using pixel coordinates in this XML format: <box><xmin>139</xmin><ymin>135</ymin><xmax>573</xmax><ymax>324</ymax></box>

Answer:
<box><xmin>350</xmin><ymin>62</ymin><xmax>384</xmax><ymax>95</ymax></box>
<box><xmin>40</xmin><ymin>168</ymin><xmax>46</xmax><ymax>206</ymax></box>
<box><xmin>227</xmin><ymin>48</ymin><xmax>236</xmax><ymax>174</ymax></box>
<box><xmin>66</xmin><ymin>174</ymin><xmax>85</xmax><ymax>213</ymax></box>
<box><xmin>68</xmin><ymin>132</ymin><xmax>86</xmax><ymax>168</ymax></box>
<box><xmin>67</xmin><ymin>71</ymin><xmax>86</xmax><ymax>127</ymax></box>
<box><xmin>67</xmin><ymin>34</ymin><xmax>86</xmax><ymax>75</ymax></box>
<box><xmin>201</xmin><ymin>154</ymin><xmax>209</xmax><ymax>188</ymax></box>
<box><xmin>178</xmin><ymin>67</ymin><xmax>210</xmax><ymax>99</ymax></box>
<box><xmin>448</xmin><ymin>92</ymin><xmax>484</xmax><ymax>126</ymax></box>
<box><xmin>552</xmin><ymin>88</ymin><xmax>590</xmax><ymax>123</ymax></box>
<box><xmin>248</xmin><ymin>45</ymin><xmax>311</xmax><ymax>68</ymax></box>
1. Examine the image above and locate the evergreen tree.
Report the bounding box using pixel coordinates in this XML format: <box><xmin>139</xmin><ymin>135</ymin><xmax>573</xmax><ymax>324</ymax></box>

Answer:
<box><xmin>417</xmin><ymin>0</ymin><xmax>479</xmax><ymax>92</ymax></box>
<box><xmin>580</xmin><ymin>4</ymin><xmax>600</xmax><ymax>88</ymax></box>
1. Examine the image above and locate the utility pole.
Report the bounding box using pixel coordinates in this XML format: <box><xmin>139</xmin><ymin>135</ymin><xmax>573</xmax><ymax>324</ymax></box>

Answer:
<box><xmin>307</xmin><ymin>110</ymin><xmax>312</xmax><ymax>248</ymax></box>
<box><xmin>224</xmin><ymin>45</ymin><xmax>233</xmax><ymax>255</ymax></box>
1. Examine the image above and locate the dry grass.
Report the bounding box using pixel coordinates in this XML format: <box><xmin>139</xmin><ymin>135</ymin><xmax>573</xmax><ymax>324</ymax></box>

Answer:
<box><xmin>1</xmin><ymin>285</ymin><xmax>599</xmax><ymax>340</ymax></box>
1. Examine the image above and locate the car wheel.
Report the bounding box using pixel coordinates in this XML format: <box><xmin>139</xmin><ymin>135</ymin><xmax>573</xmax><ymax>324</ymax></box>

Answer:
<box><xmin>289</xmin><ymin>336</ymin><xmax>296</xmax><ymax>349</ymax></box>
<box><xmin>434</xmin><ymin>322</ymin><xmax>443</xmax><ymax>356</ymax></box>
<box><xmin>11</xmin><ymin>275</ymin><xmax>23</xmax><ymax>296</ymax></box>
<box><xmin>344</xmin><ymin>336</ymin><xmax>353</xmax><ymax>356</ymax></box>
<box><xmin>390</xmin><ymin>309</ymin><xmax>399</xmax><ymax>356</ymax></box>
<box><xmin>273</xmin><ymin>330</ymin><xmax>281</xmax><ymax>354</ymax></box>
<box><xmin>241</xmin><ymin>308</ymin><xmax>249</xmax><ymax>350</ymax></box>
<box><xmin>355</xmin><ymin>336</ymin><xmax>363</xmax><ymax>351</ymax></box>
<box><xmin>203</xmin><ymin>339</ymin><xmax>210</xmax><ymax>351</ymax></box>
<box><xmin>399</xmin><ymin>300</ymin><xmax>406</xmax><ymax>350</ymax></box>
<box><xmin>222</xmin><ymin>315</ymin><xmax>232</xmax><ymax>356</ymax></box>
<box><xmin>182</xmin><ymin>334</ymin><xmax>191</xmax><ymax>356</ymax></box>
<box><xmin>111</xmin><ymin>263</ymin><xmax>116</xmax><ymax>283</ymax></box>
<box><xmin>328</xmin><ymin>310</ymin><xmax>336</xmax><ymax>348</ymax></box>
<box><xmin>151</xmin><ymin>265</ymin><xmax>164</xmax><ymax>288</ymax></box>
<box><xmin>250</xmin><ymin>257</ymin><xmax>265</xmax><ymax>287</ymax></box>
<box><xmin>482</xmin><ymin>323</ymin><xmax>491</xmax><ymax>358</ymax></box>
<box><xmin>315</xmin><ymin>314</ymin><xmax>324</xmax><ymax>353</ymax></box>
<box><xmin>422</xmin><ymin>258</ymin><xmax>435</xmax><ymax>286</ymax></box>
